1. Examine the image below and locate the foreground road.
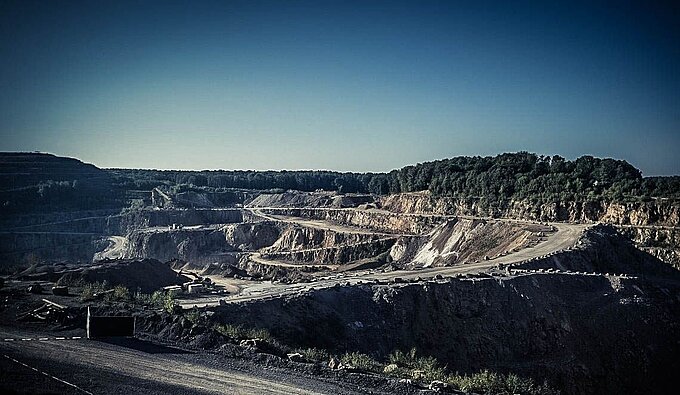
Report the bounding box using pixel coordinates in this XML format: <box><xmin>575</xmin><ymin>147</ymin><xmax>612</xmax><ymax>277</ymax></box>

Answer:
<box><xmin>0</xmin><ymin>327</ymin><xmax>378</xmax><ymax>395</ymax></box>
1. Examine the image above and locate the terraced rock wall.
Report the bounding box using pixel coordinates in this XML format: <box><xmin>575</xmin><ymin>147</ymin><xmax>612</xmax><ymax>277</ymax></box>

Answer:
<box><xmin>379</xmin><ymin>192</ymin><xmax>680</xmax><ymax>226</ymax></box>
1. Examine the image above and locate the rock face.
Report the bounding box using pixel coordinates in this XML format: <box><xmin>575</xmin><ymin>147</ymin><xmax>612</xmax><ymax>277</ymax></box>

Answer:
<box><xmin>379</xmin><ymin>192</ymin><xmax>680</xmax><ymax>226</ymax></box>
<box><xmin>259</xmin><ymin>207</ymin><xmax>442</xmax><ymax>234</ymax></box>
<box><xmin>393</xmin><ymin>218</ymin><xmax>550</xmax><ymax>268</ymax></box>
<box><xmin>263</xmin><ymin>238</ymin><xmax>396</xmax><ymax>265</ymax></box>
<box><xmin>152</xmin><ymin>188</ymin><xmax>254</xmax><ymax>209</ymax></box>
<box><xmin>615</xmin><ymin>226</ymin><xmax>680</xmax><ymax>270</ymax></box>
<box><xmin>266</xmin><ymin>225</ymin><xmax>381</xmax><ymax>252</ymax></box>
<box><xmin>123</xmin><ymin>228</ymin><xmax>233</xmax><ymax>263</ymax></box>
<box><xmin>259</xmin><ymin>225</ymin><xmax>394</xmax><ymax>265</ymax></box>
<box><xmin>247</xmin><ymin>191</ymin><xmax>374</xmax><ymax>209</ymax></box>
<box><xmin>223</xmin><ymin>222</ymin><xmax>282</xmax><ymax>251</ymax></box>
<box><xmin>0</xmin><ymin>232</ymin><xmax>99</xmax><ymax>269</ymax></box>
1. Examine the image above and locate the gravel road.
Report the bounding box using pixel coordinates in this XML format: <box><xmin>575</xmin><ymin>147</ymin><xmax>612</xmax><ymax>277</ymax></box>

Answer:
<box><xmin>0</xmin><ymin>327</ymin><xmax>392</xmax><ymax>395</ymax></box>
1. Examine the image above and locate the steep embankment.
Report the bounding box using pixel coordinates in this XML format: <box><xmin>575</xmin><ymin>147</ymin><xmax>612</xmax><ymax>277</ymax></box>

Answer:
<box><xmin>0</xmin><ymin>232</ymin><xmax>99</xmax><ymax>270</ymax></box>
<box><xmin>258</xmin><ymin>225</ymin><xmax>393</xmax><ymax>265</ymax></box>
<box><xmin>258</xmin><ymin>208</ymin><xmax>442</xmax><ymax>234</ymax></box>
<box><xmin>615</xmin><ymin>226</ymin><xmax>680</xmax><ymax>270</ymax></box>
<box><xmin>122</xmin><ymin>222</ymin><xmax>282</xmax><ymax>264</ymax></box>
<box><xmin>262</xmin><ymin>238</ymin><xmax>397</xmax><ymax>265</ymax></box>
<box><xmin>248</xmin><ymin>192</ymin><xmax>374</xmax><ymax>209</ymax></box>
<box><xmin>212</xmin><ymin>277</ymin><xmax>679</xmax><ymax>395</ymax></box>
<box><xmin>391</xmin><ymin>219</ymin><xmax>552</xmax><ymax>268</ymax></box>
<box><xmin>204</xmin><ymin>225</ymin><xmax>680</xmax><ymax>394</ymax></box>
<box><xmin>379</xmin><ymin>192</ymin><xmax>680</xmax><ymax>226</ymax></box>
<box><xmin>515</xmin><ymin>225</ymin><xmax>680</xmax><ymax>278</ymax></box>
<box><xmin>123</xmin><ymin>228</ymin><xmax>233</xmax><ymax>263</ymax></box>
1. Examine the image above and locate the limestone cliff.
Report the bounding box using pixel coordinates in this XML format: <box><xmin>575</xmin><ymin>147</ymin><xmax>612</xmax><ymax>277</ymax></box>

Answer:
<box><xmin>379</xmin><ymin>192</ymin><xmax>680</xmax><ymax>226</ymax></box>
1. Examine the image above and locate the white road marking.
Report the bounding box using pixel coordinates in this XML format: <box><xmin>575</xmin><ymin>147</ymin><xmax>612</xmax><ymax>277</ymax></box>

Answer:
<box><xmin>2</xmin><ymin>354</ymin><xmax>94</xmax><ymax>395</ymax></box>
<box><xmin>3</xmin><ymin>336</ymin><xmax>82</xmax><ymax>342</ymax></box>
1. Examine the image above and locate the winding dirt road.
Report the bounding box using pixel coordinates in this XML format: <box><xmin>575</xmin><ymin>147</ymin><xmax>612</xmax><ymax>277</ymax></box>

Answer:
<box><xmin>180</xmin><ymin>220</ymin><xmax>589</xmax><ymax>308</ymax></box>
<box><xmin>93</xmin><ymin>235</ymin><xmax>128</xmax><ymax>261</ymax></box>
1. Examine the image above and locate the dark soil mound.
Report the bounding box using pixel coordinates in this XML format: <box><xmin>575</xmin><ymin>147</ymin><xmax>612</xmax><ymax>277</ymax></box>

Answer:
<box><xmin>58</xmin><ymin>258</ymin><xmax>187</xmax><ymax>293</ymax></box>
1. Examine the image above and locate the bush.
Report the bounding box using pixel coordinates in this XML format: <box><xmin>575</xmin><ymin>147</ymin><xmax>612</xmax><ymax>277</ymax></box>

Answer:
<box><xmin>184</xmin><ymin>309</ymin><xmax>201</xmax><ymax>324</ymax></box>
<box><xmin>80</xmin><ymin>282</ymin><xmax>107</xmax><ymax>301</ymax></box>
<box><xmin>112</xmin><ymin>285</ymin><xmax>130</xmax><ymax>301</ymax></box>
<box><xmin>387</xmin><ymin>348</ymin><xmax>447</xmax><ymax>381</ymax></box>
<box><xmin>214</xmin><ymin>324</ymin><xmax>273</xmax><ymax>342</ymax></box>
<box><xmin>340</xmin><ymin>352</ymin><xmax>381</xmax><ymax>373</ymax></box>
<box><xmin>295</xmin><ymin>347</ymin><xmax>330</xmax><ymax>363</ymax></box>
<box><xmin>162</xmin><ymin>293</ymin><xmax>180</xmax><ymax>314</ymax></box>
<box><xmin>448</xmin><ymin>370</ymin><xmax>558</xmax><ymax>395</ymax></box>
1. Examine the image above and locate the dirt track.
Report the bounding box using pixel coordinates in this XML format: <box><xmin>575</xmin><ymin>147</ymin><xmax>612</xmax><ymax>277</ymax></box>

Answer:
<box><xmin>180</xmin><ymin>219</ymin><xmax>589</xmax><ymax>308</ymax></box>
<box><xmin>93</xmin><ymin>235</ymin><xmax>128</xmax><ymax>261</ymax></box>
<box><xmin>0</xmin><ymin>327</ymin><xmax>383</xmax><ymax>395</ymax></box>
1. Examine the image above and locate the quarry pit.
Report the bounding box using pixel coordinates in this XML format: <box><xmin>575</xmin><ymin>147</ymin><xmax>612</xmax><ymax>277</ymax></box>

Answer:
<box><xmin>2</xmin><ymin>154</ymin><xmax>680</xmax><ymax>395</ymax></box>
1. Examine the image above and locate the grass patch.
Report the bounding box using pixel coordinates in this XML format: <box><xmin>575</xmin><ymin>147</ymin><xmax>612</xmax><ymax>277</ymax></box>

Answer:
<box><xmin>80</xmin><ymin>282</ymin><xmax>130</xmax><ymax>302</ymax></box>
<box><xmin>448</xmin><ymin>370</ymin><xmax>558</xmax><ymax>395</ymax></box>
<box><xmin>134</xmin><ymin>290</ymin><xmax>180</xmax><ymax>313</ymax></box>
<box><xmin>295</xmin><ymin>347</ymin><xmax>331</xmax><ymax>363</ymax></box>
<box><xmin>214</xmin><ymin>324</ymin><xmax>274</xmax><ymax>342</ymax></box>
<box><xmin>340</xmin><ymin>352</ymin><xmax>382</xmax><ymax>373</ymax></box>
<box><xmin>184</xmin><ymin>309</ymin><xmax>202</xmax><ymax>324</ymax></box>
<box><xmin>387</xmin><ymin>348</ymin><xmax>447</xmax><ymax>381</ymax></box>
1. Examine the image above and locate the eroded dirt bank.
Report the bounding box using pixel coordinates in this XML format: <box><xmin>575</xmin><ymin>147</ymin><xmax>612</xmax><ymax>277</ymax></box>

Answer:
<box><xmin>206</xmin><ymin>274</ymin><xmax>679</xmax><ymax>395</ymax></box>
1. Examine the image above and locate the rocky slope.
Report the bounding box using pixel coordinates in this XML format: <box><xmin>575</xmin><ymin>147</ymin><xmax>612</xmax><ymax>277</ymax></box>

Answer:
<box><xmin>211</xmin><ymin>275</ymin><xmax>679</xmax><ymax>395</ymax></box>
<box><xmin>123</xmin><ymin>228</ymin><xmax>235</xmax><ymax>264</ymax></box>
<box><xmin>259</xmin><ymin>208</ymin><xmax>443</xmax><ymax>234</ymax></box>
<box><xmin>247</xmin><ymin>191</ymin><xmax>374</xmax><ymax>209</ymax></box>
<box><xmin>0</xmin><ymin>232</ymin><xmax>98</xmax><ymax>271</ymax></box>
<box><xmin>391</xmin><ymin>218</ymin><xmax>552</xmax><ymax>268</ymax></box>
<box><xmin>615</xmin><ymin>226</ymin><xmax>680</xmax><ymax>270</ymax></box>
<box><xmin>379</xmin><ymin>192</ymin><xmax>680</xmax><ymax>226</ymax></box>
<box><xmin>262</xmin><ymin>238</ymin><xmax>397</xmax><ymax>265</ymax></box>
<box><xmin>515</xmin><ymin>225</ymin><xmax>680</xmax><ymax>278</ymax></box>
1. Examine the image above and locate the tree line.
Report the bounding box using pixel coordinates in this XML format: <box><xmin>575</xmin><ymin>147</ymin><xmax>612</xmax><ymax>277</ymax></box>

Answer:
<box><xmin>112</xmin><ymin>152</ymin><xmax>680</xmax><ymax>203</ymax></box>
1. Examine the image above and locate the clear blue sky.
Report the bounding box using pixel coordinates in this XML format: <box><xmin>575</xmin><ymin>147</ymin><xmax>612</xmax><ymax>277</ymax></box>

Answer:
<box><xmin>1</xmin><ymin>0</ymin><xmax>678</xmax><ymax>175</ymax></box>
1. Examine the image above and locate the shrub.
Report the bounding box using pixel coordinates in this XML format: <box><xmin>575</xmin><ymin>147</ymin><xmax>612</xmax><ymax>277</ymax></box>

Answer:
<box><xmin>214</xmin><ymin>324</ymin><xmax>274</xmax><ymax>342</ymax></box>
<box><xmin>80</xmin><ymin>282</ymin><xmax>107</xmax><ymax>301</ymax></box>
<box><xmin>387</xmin><ymin>348</ymin><xmax>447</xmax><ymax>382</ymax></box>
<box><xmin>162</xmin><ymin>293</ymin><xmax>180</xmax><ymax>314</ymax></box>
<box><xmin>111</xmin><ymin>285</ymin><xmax>130</xmax><ymax>301</ymax></box>
<box><xmin>448</xmin><ymin>370</ymin><xmax>559</xmax><ymax>395</ymax></box>
<box><xmin>340</xmin><ymin>352</ymin><xmax>381</xmax><ymax>373</ymax></box>
<box><xmin>295</xmin><ymin>347</ymin><xmax>330</xmax><ymax>363</ymax></box>
<box><xmin>451</xmin><ymin>370</ymin><xmax>506</xmax><ymax>394</ymax></box>
<box><xmin>184</xmin><ymin>309</ymin><xmax>201</xmax><ymax>324</ymax></box>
